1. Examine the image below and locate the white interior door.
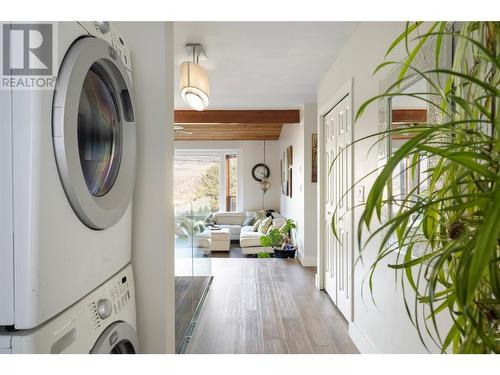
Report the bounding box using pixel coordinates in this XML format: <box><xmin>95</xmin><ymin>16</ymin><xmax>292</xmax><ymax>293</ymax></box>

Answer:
<box><xmin>323</xmin><ymin>94</ymin><xmax>352</xmax><ymax>321</ymax></box>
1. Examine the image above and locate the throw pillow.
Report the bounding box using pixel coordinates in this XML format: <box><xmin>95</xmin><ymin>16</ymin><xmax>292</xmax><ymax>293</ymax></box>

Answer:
<box><xmin>242</xmin><ymin>216</ymin><xmax>255</xmax><ymax>226</ymax></box>
<box><xmin>252</xmin><ymin>217</ymin><xmax>263</xmax><ymax>232</ymax></box>
<box><xmin>254</xmin><ymin>210</ymin><xmax>266</xmax><ymax>220</ymax></box>
<box><xmin>259</xmin><ymin>216</ymin><xmax>273</xmax><ymax>234</ymax></box>
<box><xmin>266</xmin><ymin>225</ymin><xmax>277</xmax><ymax>235</ymax></box>
<box><xmin>279</xmin><ymin>222</ymin><xmax>288</xmax><ymax>234</ymax></box>
<box><xmin>194</xmin><ymin>221</ymin><xmax>206</xmax><ymax>233</ymax></box>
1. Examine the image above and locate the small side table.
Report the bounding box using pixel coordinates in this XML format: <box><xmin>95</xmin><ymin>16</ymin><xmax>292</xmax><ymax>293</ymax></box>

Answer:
<box><xmin>209</xmin><ymin>228</ymin><xmax>231</xmax><ymax>252</ymax></box>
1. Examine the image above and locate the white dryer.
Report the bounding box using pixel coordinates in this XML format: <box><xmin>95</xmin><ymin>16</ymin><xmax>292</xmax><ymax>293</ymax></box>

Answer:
<box><xmin>0</xmin><ymin>265</ymin><xmax>138</xmax><ymax>354</ymax></box>
<box><xmin>0</xmin><ymin>22</ymin><xmax>136</xmax><ymax>330</ymax></box>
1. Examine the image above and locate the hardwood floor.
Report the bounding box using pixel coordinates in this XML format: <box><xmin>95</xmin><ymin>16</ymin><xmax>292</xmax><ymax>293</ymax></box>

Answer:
<box><xmin>208</xmin><ymin>241</ymin><xmax>249</xmax><ymax>258</ymax></box>
<box><xmin>186</xmin><ymin>258</ymin><xmax>359</xmax><ymax>354</ymax></box>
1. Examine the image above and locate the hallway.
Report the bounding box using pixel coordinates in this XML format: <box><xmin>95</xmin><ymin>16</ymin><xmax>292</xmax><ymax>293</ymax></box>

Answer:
<box><xmin>186</xmin><ymin>258</ymin><xmax>358</xmax><ymax>354</ymax></box>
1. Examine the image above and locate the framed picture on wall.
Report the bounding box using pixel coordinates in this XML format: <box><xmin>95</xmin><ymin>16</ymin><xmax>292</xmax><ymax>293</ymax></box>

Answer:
<box><xmin>312</xmin><ymin>133</ymin><xmax>318</xmax><ymax>183</ymax></box>
<box><xmin>287</xmin><ymin>146</ymin><xmax>293</xmax><ymax>197</ymax></box>
<box><xmin>283</xmin><ymin>151</ymin><xmax>288</xmax><ymax>195</ymax></box>
<box><xmin>280</xmin><ymin>158</ymin><xmax>285</xmax><ymax>194</ymax></box>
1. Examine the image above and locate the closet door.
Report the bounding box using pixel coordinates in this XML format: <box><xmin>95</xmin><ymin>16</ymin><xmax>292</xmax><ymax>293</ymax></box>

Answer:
<box><xmin>323</xmin><ymin>94</ymin><xmax>353</xmax><ymax>321</ymax></box>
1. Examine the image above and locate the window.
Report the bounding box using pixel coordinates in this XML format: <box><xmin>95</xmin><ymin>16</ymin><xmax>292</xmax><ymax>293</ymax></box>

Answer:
<box><xmin>174</xmin><ymin>151</ymin><xmax>240</xmax><ymax>214</ymax></box>
<box><xmin>225</xmin><ymin>154</ymin><xmax>237</xmax><ymax>211</ymax></box>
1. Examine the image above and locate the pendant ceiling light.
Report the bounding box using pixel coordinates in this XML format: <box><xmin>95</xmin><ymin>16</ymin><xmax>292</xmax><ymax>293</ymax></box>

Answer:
<box><xmin>180</xmin><ymin>44</ymin><xmax>209</xmax><ymax>111</ymax></box>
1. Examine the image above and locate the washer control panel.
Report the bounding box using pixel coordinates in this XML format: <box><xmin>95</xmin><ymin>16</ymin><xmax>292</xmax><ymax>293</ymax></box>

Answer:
<box><xmin>87</xmin><ymin>270</ymin><xmax>132</xmax><ymax>330</ymax></box>
<box><xmin>110</xmin><ymin>275</ymin><xmax>132</xmax><ymax>316</ymax></box>
<box><xmin>97</xmin><ymin>299</ymin><xmax>113</xmax><ymax>320</ymax></box>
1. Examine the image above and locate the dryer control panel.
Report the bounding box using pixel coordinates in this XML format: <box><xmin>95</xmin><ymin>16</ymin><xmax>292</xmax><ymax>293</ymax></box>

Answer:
<box><xmin>78</xmin><ymin>21</ymin><xmax>132</xmax><ymax>72</ymax></box>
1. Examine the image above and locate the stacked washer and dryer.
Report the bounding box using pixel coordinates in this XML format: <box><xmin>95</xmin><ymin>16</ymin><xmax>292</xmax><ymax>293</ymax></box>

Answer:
<box><xmin>0</xmin><ymin>22</ymin><xmax>139</xmax><ymax>353</ymax></box>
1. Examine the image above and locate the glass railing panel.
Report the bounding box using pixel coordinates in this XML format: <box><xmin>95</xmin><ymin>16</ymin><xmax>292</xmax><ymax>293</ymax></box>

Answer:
<box><xmin>174</xmin><ymin>200</ymin><xmax>212</xmax><ymax>353</ymax></box>
<box><xmin>174</xmin><ymin>203</ymin><xmax>195</xmax><ymax>353</ymax></box>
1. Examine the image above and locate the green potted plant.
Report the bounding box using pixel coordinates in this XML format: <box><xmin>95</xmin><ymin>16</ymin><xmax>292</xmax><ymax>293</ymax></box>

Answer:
<box><xmin>259</xmin><ymin>219</ymin><xmax>297</xmax><ymax>258</ymax></box>
<box><xmin>331</xmin><ymin>22</ymin><xmax>499</xmax><ymax>353</ymax></box>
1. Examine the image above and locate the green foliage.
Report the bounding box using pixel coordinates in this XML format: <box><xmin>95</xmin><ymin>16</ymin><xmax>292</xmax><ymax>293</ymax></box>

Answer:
<box><xmin>260</xmin><ymin>218</ymin><xmax>296</xmax><ymax>248</ymax></box>
<box><xmin>260</xmin><ymin>228</ymin><xmax>283</xmax><ymax>248</ymax></box>
<box><xmin>257</xmin><ymin>252</ymin><xmax>271</xmax><ymax>258</ymax></box>
<box><xmin>279</xmin><ymin>218</ymin><xmax>296</xmax><ymax>234</ymax></box>
<box><xmin>332</xmin><ymin>22</ymin><xmax>500</xmax><ymax>353</ymax></box>
<box><xmin>194</xmin><ymin>164</ymin><xmax>219</xmax><ymax>212</ymax></box>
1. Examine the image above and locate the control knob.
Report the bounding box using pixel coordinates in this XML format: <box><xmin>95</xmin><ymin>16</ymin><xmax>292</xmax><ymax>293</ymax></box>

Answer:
<box><xmin>97</xmin><ymin>299</ymin><xmax>113</xmax><ymax>320</ymax></box>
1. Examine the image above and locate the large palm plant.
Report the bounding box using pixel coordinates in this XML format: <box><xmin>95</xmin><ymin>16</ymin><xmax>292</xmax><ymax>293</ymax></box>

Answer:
<box><xmin>332</xmin><ymin>22</ymin><xmax>499</xmax><ymax>353</ymax></box>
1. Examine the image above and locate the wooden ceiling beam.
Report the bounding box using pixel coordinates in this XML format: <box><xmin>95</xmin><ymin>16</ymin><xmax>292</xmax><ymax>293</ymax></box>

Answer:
<box><xmin>176</xmin><ymin>123</ymin><xmax>283</xmax><ymax>130</ymax></box>
<box><xmin>174</xmin><ymin>109</ymin><xmax>300</xmax><ymax>124</ymax></box>
<box><xmin>391</xmin><ymin>109</ymin><xmax>427</xmax><ymax>123</ymax></box>
<box><xmin>175</xmin><ymin>134</ymin><xmax>281</xmax><ymax>141</ymax></box>
<box><xmin>175</xmin><ymin>122</ymin><xmax>283</xmax><ymax>141</ymax></box>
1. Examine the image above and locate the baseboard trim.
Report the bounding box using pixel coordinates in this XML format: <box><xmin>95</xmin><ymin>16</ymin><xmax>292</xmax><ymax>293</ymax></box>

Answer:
<box><xmin>349</xmin><ymin>321</ymin><xmax>377</xmax><ymax>354</ymax></box>
<box><xmin>298</xmin><ymin>252</ymin><xmax>317</xmax><ymax>267</ymax></box>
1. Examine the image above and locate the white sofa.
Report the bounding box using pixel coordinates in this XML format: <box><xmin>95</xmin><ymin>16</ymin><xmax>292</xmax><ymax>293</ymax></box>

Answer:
<box><xmin>210</xmin><ymin>211</ymin><xmax>287</xmax><ymax>255</ymax></box>
<box><xmin>210</xmin><ymin>212</ymin><xmax>247</xmax><ymax>240</ymax></box>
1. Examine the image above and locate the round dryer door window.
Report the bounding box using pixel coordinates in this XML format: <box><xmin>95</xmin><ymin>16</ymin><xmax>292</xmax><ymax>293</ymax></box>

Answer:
<box><xmin>78</xmin><ymin>64</ymin><xmax>122</xmax><ymax>197</ymax></box>
<box><xmin>53</xmin><ymin>37</ymin><xmax>136</xmax><ymax>230</ymax></box>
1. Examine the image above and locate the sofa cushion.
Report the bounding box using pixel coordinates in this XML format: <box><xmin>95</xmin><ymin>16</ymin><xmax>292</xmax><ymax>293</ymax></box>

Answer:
<box><xmin>217</xmin><ymin>224</ymin><xmax>241</xmax><ymax>236</ymax></box>
<box><xmin>212</xmin><ymin>212</ymin><xmax>245</xmax><ymax>225</ymax></box>
<box><xmin>241</xmin><ymin>225</ymin><xmax>254</xmax><ymax>233</ymax></box>
<box><xmin>252</xmin><ymin>217</ymin><xmax>263</xmax><ymax>232</ymax></box>
<box><xmin>258</xmin><ymin>216</ymin><xmax>273</xmax><ymax>234</ymax></box>
<box><xmin>266</xmin><ymin>225</ymin><xmax>277</xmax><ymax>234</ymax></box>
<box><xmin>253</xmin><ymin>210</ymin><xmax>267</xmax><ymax>220</ymax></box>
<box><xmin>240</xmin><ymin>231</ymin><xmax>263</xmax><ymax>248</ymax></box>
<box><xmin>271</xmin><ymin>213</ymin><xmax>287</xmax><ymax>228</ymax></box>
<box><xmin>242</xmin><ymin>216</ymin><xmax>255</xmax><ymax>226</ymax></box>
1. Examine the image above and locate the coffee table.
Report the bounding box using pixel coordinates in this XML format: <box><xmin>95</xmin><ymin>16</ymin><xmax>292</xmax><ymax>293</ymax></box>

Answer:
<box><xmin>208</xmin><ymin>228</ymin><xmax>230</xmax><ymax>252</ymax></box>
<box><xmin>195</xmin><ymin>227</ymin><xmax>231</xmax><ymax>253</ymax></box>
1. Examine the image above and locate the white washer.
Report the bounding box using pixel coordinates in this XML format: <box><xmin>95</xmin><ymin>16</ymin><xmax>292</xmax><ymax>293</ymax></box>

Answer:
<box><xmin>0</xmin><ymin>22</ymin><xmax>136</xmax><ymax>330</ymax></box>
<box><xmin>0</xmin><ymin>265</ymin><xmax>138</xmax><ymax>354</ymax></box>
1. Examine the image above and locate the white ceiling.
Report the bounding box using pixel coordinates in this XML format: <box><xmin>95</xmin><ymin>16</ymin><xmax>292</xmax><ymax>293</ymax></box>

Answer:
<box><xmin>174</xmin><ymin>22</ymin><xmax>358</xmax><ymax>109</ymax></box>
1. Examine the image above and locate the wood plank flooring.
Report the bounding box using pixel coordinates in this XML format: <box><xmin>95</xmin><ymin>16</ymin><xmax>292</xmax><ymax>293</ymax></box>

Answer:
<box><xmin>186</xmin><ymin>258</ymin><xmax>359</xmax><ymax>354</ymax></box>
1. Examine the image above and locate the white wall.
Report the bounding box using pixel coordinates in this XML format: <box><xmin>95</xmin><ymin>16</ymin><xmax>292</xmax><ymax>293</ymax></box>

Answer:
<box><xmin>114</xmin><ymin>22</ymin><xmax>175</xmax><ymax>354</ymax></box>
<box><xmin>318</xmin><ymin>22</ymin><xmax>445</xmax><ymax>353</ymax></box>
<box><xmin>279</xmin><ymin>104</ymin><xmax>318</xmax><ymax>266</ymax></box>
<box><xmin>174</xmin><ymin>140</ymin><xmax>281</xmax><ymax>211</ymax></box>
<box><xmin>302</xmin><ymin>104</ymin><xmax>318</xmax><ymax>266</ymax></box>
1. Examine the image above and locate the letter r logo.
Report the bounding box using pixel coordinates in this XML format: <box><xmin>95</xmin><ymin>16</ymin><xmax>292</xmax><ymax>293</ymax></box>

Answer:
<box><xmin>2</xmin><ymin>23</ymin><xmax>53</xmax><ymax>75</ymax></box>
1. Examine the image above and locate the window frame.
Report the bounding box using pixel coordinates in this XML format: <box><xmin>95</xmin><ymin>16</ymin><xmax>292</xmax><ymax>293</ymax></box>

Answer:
<box><xmin>174</xmin><ymin>149</ymin><xmax>242</xmax><ymax>212</ymax></box>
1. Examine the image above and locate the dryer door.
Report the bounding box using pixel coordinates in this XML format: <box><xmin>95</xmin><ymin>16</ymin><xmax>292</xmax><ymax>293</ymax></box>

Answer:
<box><xmin>90</xmin><ymin>321</ymin><xmax>139</xmax><ymax>354</ymax></box>
<box><xmin>53</xmin><ymin>37</ymin><xmax>136</xmax><ymax>230</ymax></box>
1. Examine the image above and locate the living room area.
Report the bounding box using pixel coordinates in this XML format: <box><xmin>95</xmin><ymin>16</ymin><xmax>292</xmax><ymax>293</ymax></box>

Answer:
<box><xmin>174</xmin><ymin>143</ymin><xmax>304</xmax><ymax>254</ymax></box>
<box><xmin>172</xmin><ymin>23</ymin><xmax>335</xmax><ymax>354</ymax></box>
<box><xmin>173</xmin><ymin>106</ymin><xmax>320</xmax><ymax>352</ymax></box>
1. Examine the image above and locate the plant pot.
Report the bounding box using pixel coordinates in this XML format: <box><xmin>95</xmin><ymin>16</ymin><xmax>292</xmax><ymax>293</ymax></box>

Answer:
<box><xmin>274</xmin><ymin>247</ymin><xmax>297</xmax><ymax>258</ymax></box>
